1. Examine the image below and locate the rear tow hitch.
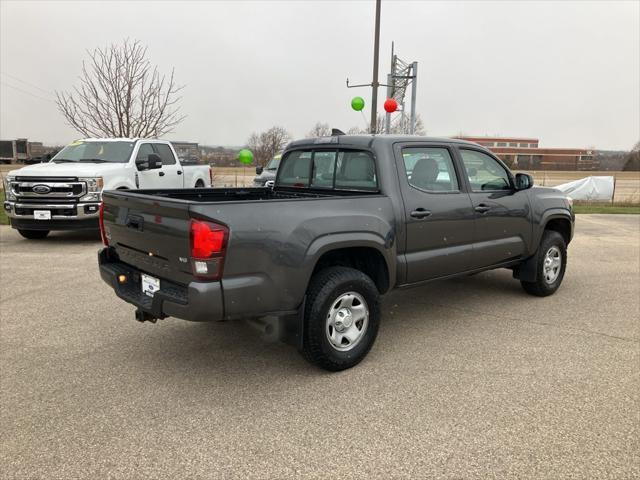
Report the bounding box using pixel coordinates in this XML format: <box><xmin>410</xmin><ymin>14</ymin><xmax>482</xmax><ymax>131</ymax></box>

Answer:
<box><xmin>135</xmin><ymin>309</ymin><xmax>158</xmax><ymax>323</ymax></box>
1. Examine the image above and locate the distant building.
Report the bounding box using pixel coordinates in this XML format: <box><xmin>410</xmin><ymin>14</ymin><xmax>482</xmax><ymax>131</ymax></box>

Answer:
<box><xmin>170</xmin><ymin>141</ymin><xmax>200</xmax><ymax>162</ymax></box>
<box><xmin>456</xmin><ymin>136</ymin><xmax>597</xmax><ymax>171</ymax></box>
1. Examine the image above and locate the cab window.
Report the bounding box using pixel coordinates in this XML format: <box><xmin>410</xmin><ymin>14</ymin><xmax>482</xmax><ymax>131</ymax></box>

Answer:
<box><xmin>136</xmin><ymin>143</ymin><xmax>154</xmax><ymax>161</ymax></box>
<box><xmin>402</xmin><ymin>147</ymin><xmax>459</xmax><ymax>192</ymax></box>
<box><xmin>460</xmin><ymin>149</ymin><xmax>512</xmax><ymax>191</ymax></box>
<box><xmin>153</xmin><ymin>144</ymin><xmax>177</xmax><ymax>165</ymax></box>
<box><xmin>335</xmin><ymin>151</ymin><xmax>377</xmax><ymax>190</ymax></box>
<box><xmin>311</xmin><ymin>151</ymin><xmax>336</xmax><ymax>188</ymax></box>
<box><xmin>277</xmin><ymin>149</ymin><xmax>377</xmax><ymax>191</ymax></box>
<box><xmin>278</xmin><ymin>151</ymin><xmax>312</xmax><ymax>187</ymax></box>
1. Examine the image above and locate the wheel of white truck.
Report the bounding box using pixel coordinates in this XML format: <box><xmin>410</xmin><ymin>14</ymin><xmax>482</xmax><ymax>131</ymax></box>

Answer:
<box><xmin>18</xmin><ymin>229</ymin><xmax>49</xmax><ymax>240</ymax></box>
<box><xmin>520</xmin><ymin>230</ymin><xmax>567</xmax><ymax>297</ymax></box>
<box><xmin>302</xmin><ymin>266</ymin><xmax>380</xmax><ymax>371</ymax></box>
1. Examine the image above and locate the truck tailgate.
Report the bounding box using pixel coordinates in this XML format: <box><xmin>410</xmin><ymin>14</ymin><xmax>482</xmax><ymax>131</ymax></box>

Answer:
<box><xmin>102</xmin><ymin>191</ymin><xmax>194</xmax><ymax>285</ymax></box>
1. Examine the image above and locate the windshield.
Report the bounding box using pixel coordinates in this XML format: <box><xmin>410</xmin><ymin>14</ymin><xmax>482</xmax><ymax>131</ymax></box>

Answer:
<box><xmin>265</xmin><ymin>155</ymin><xmax>281</xmax><ymax>170</ymax></box>
<box><xmin>51</xmin><ymin>140</ymin><xmax>135</xmax><ymax>163</ymax></box>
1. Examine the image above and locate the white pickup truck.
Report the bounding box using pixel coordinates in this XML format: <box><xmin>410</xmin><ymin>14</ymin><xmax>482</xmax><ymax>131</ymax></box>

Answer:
<box><xmin>2</xmin><ymin>138</ymin><xmax>212</xmax><ymax>239</ymax></box>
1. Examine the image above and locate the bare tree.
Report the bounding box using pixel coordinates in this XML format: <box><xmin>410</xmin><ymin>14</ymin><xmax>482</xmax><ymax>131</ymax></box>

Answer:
<box><xmin>306</xmin><ymin>122</ymin><xmax>332</xmax><ymax>137</ymax></box>
<box><xmin>247</xmin><ymin>126</ymin><xmax>291</xmax><ymax>166</ymax></box>
<box><xmin>623</xmin><ymin>140</ymin><xmax>640</xmax><ymax>171</ymax></box>
<box><xmin>346</xmin><ymin>113</ymin><xmax>425</xmax><ymax>135</ymax></box>
<box><xmin>56</xmin><ymin>39</ymin><xmax>185</xmax><ymax>138</ymax></box>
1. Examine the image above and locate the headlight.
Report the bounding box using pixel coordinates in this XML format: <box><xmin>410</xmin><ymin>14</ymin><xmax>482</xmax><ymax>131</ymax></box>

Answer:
<box><xmin>3</xmin><ymin>176</ymin><xmax>16</xmax><ymax>201</ymax></box>
<box><xmin>79</xmin><ymin>177</ymin><xmax>104</xmax><ymax>202</ymax></box>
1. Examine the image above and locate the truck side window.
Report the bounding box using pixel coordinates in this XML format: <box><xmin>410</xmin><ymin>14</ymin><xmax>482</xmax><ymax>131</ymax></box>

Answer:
<box><xmin>402</xmin><ymin>147</ymin><xmax>459</xmax><ymax>192</ymax></box>
<box><xmin>335</xmin><ymin>151</ymin><xmax>377</xmax><ymax>190</ymax></box>
<box><xmin>136</xmin><ymin>143</ymin><xmax>155</xmax><ymax>161</ymax></box>
<box><xmin>153</xmin><ymin>144</ymin><xmax>177</xmax><ymax>165</ymax></box>
<box><xmin>460</xmin><ymin>149</ymin><xmax>511</xmax><ymax>191</ymax></box>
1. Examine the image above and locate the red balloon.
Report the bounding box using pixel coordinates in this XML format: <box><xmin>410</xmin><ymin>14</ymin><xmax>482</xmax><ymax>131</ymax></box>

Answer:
<box><xmin>384</xmin><ymin>98</ymin><xmax>398</xmax><ymax>113</ymax></box>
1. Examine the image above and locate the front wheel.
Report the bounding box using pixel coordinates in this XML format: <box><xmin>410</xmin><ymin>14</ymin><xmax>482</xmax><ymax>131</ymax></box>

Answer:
<box><xmin>302</xmin><ymin>267</ymin><xmax>380</xmax><ymax>371</ymax></box>
<box><xmin>18</xmin><ymin>229</ymin><xmax>49</xmax><ymax>240</ymax></box>
<box><xmin>520</xmin><ymin>230</ymin><xmax>567</xmax><ymax>297</ymax></box>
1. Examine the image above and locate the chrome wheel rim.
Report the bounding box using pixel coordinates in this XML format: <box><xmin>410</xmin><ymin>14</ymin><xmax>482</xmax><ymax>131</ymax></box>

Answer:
<box><xmin>543</xmin><ymin>246</ymin><xmax>562</xmax><ymax>284</ymax></box>
<box><xmin>326</xmin><ymin>292</ymin><xmax>369</xmax><ymax>352</ymax></box>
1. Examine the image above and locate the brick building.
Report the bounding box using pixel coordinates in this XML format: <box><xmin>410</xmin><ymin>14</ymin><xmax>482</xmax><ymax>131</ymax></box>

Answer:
<box><xmin>456</xmin><ymin>136</ymin><xmax>597</xmax><ymax>170</ymax></box>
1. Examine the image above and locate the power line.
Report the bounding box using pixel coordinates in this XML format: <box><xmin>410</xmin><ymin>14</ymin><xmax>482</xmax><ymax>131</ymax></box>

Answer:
<box><xmin>1</xmin><ymin>81</ymin><xmax>55</xmax><ymax>103</ymax></box>
<box><xmin>0</xmin><ymin>71</ymin><xmax>54</xmax><ymax>95</ymax></box>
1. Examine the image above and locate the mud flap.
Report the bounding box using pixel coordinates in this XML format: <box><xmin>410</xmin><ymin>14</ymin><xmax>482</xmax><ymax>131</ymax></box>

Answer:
<box><xmin>512</xmin><ymin>250</ymin><xmax>539</xmax><ymax>282</ymax></box>
<box><xmin>279</xmin><ymin>297</ymin><xmax>306</xmax><ymax>350</ymax></box>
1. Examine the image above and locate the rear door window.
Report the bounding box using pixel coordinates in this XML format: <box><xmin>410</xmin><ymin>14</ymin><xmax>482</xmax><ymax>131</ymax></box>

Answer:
<box><xmin>402</xmin><ymin>147</ymin><xmax>459</xmax><ymax>192</ymax></box>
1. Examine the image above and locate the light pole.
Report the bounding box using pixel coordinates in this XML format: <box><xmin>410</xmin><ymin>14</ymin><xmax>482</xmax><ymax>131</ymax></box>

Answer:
<box><xmin>370</xmin><ymin>0</ymin><xmax>381</xmax><ymax>134</ymax></box>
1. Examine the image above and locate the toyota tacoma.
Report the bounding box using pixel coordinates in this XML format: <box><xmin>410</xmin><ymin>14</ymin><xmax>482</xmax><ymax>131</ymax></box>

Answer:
<box><xmin>98</xmin><ymin>134</ymin><xmax>574</xmax><ymax>371</ymax></box>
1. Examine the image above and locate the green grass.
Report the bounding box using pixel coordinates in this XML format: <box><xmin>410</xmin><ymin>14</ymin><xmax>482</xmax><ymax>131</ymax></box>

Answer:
<box><xmin>573</xmin><ymin>203</ymin><xmax>640</xmax><ymax>214</ymax></box>
<box><xmin>0</xmin><ymin>191</ymin><xmax>7</xmax><ymax>225</ymax></box>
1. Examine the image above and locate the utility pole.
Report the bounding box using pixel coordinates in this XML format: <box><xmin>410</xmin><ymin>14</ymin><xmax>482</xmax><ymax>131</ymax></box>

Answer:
<box><xmin>409</xmin><ymin>62</ymin><xmax>418</xmax><ymax>134</ymax></box>
<box><xmin>370</xmin><ymin>0</ymin><xmax>382</xmax><ymax>133</ymax></box>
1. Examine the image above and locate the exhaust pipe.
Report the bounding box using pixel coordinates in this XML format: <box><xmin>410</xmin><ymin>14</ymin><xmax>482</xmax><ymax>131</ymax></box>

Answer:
<box><xmin>245</xmin><ymin>316</ymin><xmax>279</xmax><ymax>342</ymax></box>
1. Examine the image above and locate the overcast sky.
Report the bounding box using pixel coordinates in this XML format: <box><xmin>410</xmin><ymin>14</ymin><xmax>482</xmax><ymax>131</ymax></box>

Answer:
<box><xmin>1</xmin><ymin>0</ymin><xmax>638</xmax><ymax>150</ymax></box>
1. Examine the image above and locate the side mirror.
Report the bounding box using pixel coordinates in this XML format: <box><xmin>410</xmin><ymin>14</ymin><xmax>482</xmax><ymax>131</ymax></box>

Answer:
<box><xmin>135</xmin><ymin>153</ymin><xmax>162</xmax><ymax>171</ymax></box>
<box><xmin>515</xmin><ymin>172</ymin><xmax>534</xmax><ymax>190</ymax></box>
<box><xmin>147</xmin><ymin>153</ymin><xmax>163</xmax><ymax>170</ymax></box>
<box><xmin>256</xmin><ymin>166</ymin><xmax>264</xmax><ymax>175</ymax></box>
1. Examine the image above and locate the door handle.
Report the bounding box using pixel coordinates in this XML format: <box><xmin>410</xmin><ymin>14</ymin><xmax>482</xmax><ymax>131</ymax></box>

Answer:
<box><xmin>177</xmin><ymin>170</ymin><xmax>182</xmax><ymax>175</ymax></box>
<box><xmin>475</xmin><ymin>204</ymin><xmax>491</xmax><ymax>213</ymax></box>
<box><xmin>410</xmin><ymin>208</ymin><xmax>432</xmax><ymax>219</ymax></box>
<box><xmin>158</xmin><ymin>171</ymin><xmax>165</xmax><ymax>177</ymax></box>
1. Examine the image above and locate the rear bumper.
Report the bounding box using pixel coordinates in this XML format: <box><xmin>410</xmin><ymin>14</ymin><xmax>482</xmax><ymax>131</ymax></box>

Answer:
<box><xmin>98</xmin><ymin>247</ymin><xmax>224</xmax><ymax>322</ymax></box>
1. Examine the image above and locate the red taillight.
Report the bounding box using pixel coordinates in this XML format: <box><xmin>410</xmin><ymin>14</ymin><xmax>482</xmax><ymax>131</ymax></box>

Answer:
<box><xmin>99</xmin><ymin>202</ymin><xmax>108</xmax><ymax>246</ymax></box>
<box><xmin>190</xmin><ymin>219</ymin><xmax>228</xmax><ymax>280</ymax></box>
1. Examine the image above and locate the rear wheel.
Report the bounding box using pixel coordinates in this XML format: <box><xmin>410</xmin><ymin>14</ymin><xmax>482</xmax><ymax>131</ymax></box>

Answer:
<box><xmin>195</xmin><ymin>180</ymin><xmax>205</xmax><ymax>188</ymax></box>
<box><xmin>302</xmin><ymin>266</ymin><xmax>380</xmax><ymax>371</ymax></box>
<box><xmin>520</xmin><ymin>230</ymin><xmax>567</xmax><ymax>297</ymax></box>
<box><xmin>18</xmin><ymin>229</ymin><xmax>49</xmax><ymax>240</ymax></box>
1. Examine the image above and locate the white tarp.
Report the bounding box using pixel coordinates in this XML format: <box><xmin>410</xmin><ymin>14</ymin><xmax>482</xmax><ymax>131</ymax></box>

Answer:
<box><xmin>553</xmin><ymin>176</ymin><xmax>615</xmax><ymax>201</ymax></box>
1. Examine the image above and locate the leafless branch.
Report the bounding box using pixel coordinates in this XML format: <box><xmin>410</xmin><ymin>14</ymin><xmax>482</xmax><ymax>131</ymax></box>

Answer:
<box><xmin>55</xmin><ymin>39</ymin><xmax>185</xmax><ymax>138</ymax></box>
<box><xmin>247</xmin><ymin>126</ymin><xmax>291</xmax><ymax>166</ymax></box>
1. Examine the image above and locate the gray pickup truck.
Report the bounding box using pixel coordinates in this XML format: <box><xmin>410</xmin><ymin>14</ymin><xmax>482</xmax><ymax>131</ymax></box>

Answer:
<box><xmin>98</xmin><ymin>135</ymin><xmax>574</xmax><ymax>371</ymax></box>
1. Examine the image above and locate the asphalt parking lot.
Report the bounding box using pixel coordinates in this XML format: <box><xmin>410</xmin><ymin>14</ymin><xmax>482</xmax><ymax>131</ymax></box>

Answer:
<box><xmin>1</xmin><ymin>215</ymin><xmax>638</xmax><ymax>479</ymax></box>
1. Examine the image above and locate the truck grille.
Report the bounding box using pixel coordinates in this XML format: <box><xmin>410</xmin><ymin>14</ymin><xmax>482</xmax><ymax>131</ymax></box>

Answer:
<box><xmin>10</xmin><ymin>178</ymin><xmax>86</xmax><ymax>201</ymax></box>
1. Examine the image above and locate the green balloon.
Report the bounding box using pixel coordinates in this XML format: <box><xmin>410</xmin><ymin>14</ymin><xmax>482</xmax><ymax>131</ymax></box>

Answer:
<box><xmin>351</xmin><ymin>96</ymin><xmax>365</xmax><ymax>111</ymax></box>
<box><xmin>238</xmin><ymin>149</ymin><xmax>254</xmax><ymax>165</ymax></box>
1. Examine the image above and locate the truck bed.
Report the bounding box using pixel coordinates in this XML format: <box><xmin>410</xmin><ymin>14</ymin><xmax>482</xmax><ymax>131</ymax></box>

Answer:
<box><xmin>131</xmin><ymin>186</ymin><xmax>375</xmax><ymax>203</ymax></box>
<box><xmin>100</xmin><ymin>186</ymin><xmax>394</xmax><ymax>320</ymax></box>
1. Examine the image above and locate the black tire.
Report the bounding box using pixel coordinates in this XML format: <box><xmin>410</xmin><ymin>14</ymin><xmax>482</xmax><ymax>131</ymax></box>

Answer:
<box><xmin>302</xmin><ymin>266</ymin><xmax>381</xmax><ymax>371</ymax></box>
<box><xmin>18</xmin><ymin>229</ymin><xmax>49</xmax><ymax>240</ymax></box>
<box><xmin>520</xmin><ymin>230</ymin><xmax>567</xmax><ymax>297</ymax></box>
<box><xmin>195</xmin><ymin>180</ymin><xmax>205</xmax><ymax>188</ymax></box>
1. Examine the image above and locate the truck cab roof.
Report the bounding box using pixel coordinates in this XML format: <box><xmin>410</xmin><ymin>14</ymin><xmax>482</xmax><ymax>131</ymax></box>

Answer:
<box><xmin>287</xmin><ymin>134</ymin><xmax>481</xmax><ymax>150</ymax></box>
